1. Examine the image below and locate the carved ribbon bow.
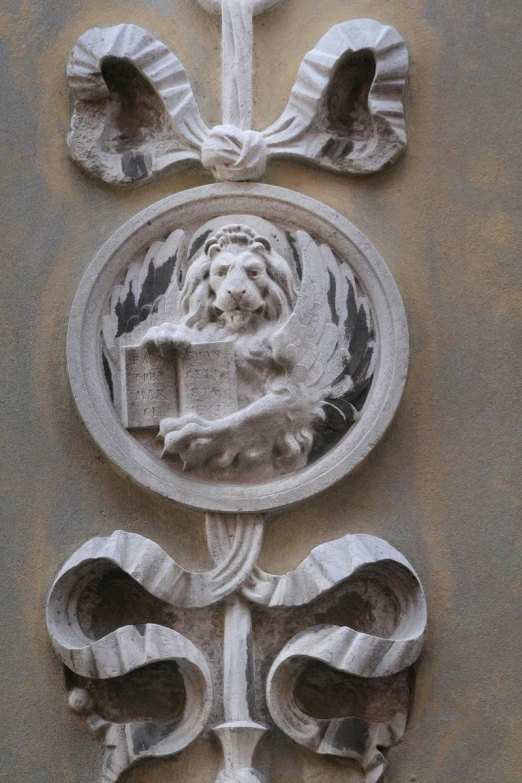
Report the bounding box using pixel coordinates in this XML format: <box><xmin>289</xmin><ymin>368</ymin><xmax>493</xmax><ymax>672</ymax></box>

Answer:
<box><xmin>47</xmin><ymin>514</ymin><xmax>426</xmax><ymax>783</ymax></box>
<box><xmin>66</xmin><ymin>0</ymin><xmax>409</xmax><ymax>185</ymax></box>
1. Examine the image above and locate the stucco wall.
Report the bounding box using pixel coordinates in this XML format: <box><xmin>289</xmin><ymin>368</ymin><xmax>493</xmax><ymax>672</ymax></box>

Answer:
<box><xmin>1</xmin><ymin>0</ymin><xmax>520</xmax><ymax>780</ymax></box>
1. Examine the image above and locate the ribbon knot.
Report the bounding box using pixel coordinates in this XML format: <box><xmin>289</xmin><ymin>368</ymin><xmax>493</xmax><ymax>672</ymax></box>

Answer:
<box><xmin>201</xmin><ymin>124</ymin><xmax>267</xmax><ymax>181</ymax></box>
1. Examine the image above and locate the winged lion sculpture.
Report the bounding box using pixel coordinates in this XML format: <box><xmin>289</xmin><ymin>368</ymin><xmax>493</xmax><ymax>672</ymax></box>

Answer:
<box><xmin>103</xmin><ymin>222</ymin><xmax>375</xmax><ymax>480</ymax></box>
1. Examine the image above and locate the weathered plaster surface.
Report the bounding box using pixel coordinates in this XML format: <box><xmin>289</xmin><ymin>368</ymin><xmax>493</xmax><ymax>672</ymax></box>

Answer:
<box><xmin>0</xmin><ymin>0</ymin><xmax>521</xmax><ymax>781</ymax></box>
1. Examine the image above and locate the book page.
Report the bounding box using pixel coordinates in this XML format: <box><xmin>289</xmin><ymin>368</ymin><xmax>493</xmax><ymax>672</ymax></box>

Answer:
<box><xmin>178</xmin><ymin>341</ymin><xmax>238</xmax><ymax>420</ymax></box>
<box><xmin>121</xmin><ymin>344</ymin><xmax>178</xmax><ymax>428</ymax></box>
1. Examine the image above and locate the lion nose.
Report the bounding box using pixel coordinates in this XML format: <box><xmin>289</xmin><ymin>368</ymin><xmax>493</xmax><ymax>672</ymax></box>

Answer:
<box><xmin>228</xmin><ymin>288</ymin><xmax>247</xmax><ymax>296</ymax></box>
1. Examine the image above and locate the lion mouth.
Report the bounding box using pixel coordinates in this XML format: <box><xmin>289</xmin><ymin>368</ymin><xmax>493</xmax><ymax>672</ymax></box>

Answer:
<box><xmin>216</xmin><ymin>305</ymin><xmax>264</xmax><ymax>315</ymax></box>
<box><xmin>215</xmin><ymin>305</ymin><xmax>265</xmax><ymax>331</ymax></box>
<box><xmin>233</xmin><ymin>305</ymin><xmax>264</xmax><ymax>315</ymax></box>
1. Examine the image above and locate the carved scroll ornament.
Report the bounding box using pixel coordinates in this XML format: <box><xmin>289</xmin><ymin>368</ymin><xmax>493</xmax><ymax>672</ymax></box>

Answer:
<box><xmin>67</xmin><ymin>184</ymin><xmax>408</xmax><ymax>512</ymax></box>
<box><xmin>67</xmin><ymin>11</ymin><xmax>409</xmax><ymax>185</ymax></box>
<box><xmin>47</xmin><ymin>519</ymin><xmax>426</xmax><ymax>783</ymax></box>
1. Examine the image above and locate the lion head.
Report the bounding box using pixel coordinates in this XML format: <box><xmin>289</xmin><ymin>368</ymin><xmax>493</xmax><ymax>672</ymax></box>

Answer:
<box><xmin>179</xmin><ymin>225</ymin><xmax>296</xmax><ymax>332</ymax></box>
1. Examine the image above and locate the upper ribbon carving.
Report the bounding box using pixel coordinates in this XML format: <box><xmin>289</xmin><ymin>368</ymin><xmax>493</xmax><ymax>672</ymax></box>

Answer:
<box><xmin>66</xmin><ymin>17</ymin><xmax>409</xmax><ymax>185</ymax></box>
<box><xmin>201</xmin><ymin>125</ymin><xmax>268</xmax><ymax>181</ymax></box>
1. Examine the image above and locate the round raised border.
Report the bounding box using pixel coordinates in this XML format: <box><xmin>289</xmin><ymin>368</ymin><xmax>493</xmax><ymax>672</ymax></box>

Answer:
<box><xmin>67</xmin><ymin>183</ymin><xmax>408</xmax><ymax>513</ymax></box>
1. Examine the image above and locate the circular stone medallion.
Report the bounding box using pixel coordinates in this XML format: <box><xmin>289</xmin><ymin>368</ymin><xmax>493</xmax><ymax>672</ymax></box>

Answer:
<box><xmin>68</xmin><ymin>183</ymin><xmax>408</xmax><ymax>512</ymax></box>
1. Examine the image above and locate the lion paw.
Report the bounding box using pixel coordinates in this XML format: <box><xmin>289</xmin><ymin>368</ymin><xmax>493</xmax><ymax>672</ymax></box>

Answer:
<box><xmin>141</xmin><ymin>324</ymin><xmax>191</xmax><ymax>357</ymax></box>
<box><xmin>158</xmin><ymin>413</ymin><xmax>208</xmax><ymax>442</ymax></box>
<box><xmin>160</xmin><ymin>416</ymin><xmax>241</xmax><ymax>469</ymax></box>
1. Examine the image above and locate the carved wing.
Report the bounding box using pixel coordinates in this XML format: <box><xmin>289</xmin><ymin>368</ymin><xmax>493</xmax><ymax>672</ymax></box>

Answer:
<box><xmin>271</xmin><ymin>231</ymin><xmax>375</xmax><ymax>417</ymax></box>
<box><xmin>101</xmin><ymin>228</ymin><xmax>186</xmax><ymax>407</ymax></box>
<box><xmin>262</xmin><ymin>19</ymin><xmax>409</xmax><ymax>174</ymax></box>
<box><xmin>67</xmin><ymin>24</ymin><xmax>210</xmax><ymax>184</ymax></box>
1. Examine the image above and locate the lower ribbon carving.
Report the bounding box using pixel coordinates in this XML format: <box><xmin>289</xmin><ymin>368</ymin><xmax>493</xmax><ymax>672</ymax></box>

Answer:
<box><xmin>262</xmin><ymin>536</ymin><xmax>426</xmax><ymax>783</ymax></box>
<box><xmin>47</xmin><ymin>615</ymin><xmax>212</xmax><ymax>781</ymax></box>
<box><xmin>46</xmin><ymin>517</ymin><xmax>260</xmax><ymax>781</ymax></box>
<box><xmin>219</xmin><ymin>531</ymin><xmax>427</xmax><ymax>782</ymax></box>
<box><xmin>47</xmin><ymin>519</ymin><xmax>426</xmax><ymax>783</ymax></box>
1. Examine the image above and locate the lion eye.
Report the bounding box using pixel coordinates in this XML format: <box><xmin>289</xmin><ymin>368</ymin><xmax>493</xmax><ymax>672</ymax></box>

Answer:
<box><xmin>217</xmin><ymin>268</ymin><xmax>227</xmax><ymax>277</ymax></box>
<box><xmin>248</xmin><ymin>270</ymin><xmax>258</xmax><ymax>278</ymax></box>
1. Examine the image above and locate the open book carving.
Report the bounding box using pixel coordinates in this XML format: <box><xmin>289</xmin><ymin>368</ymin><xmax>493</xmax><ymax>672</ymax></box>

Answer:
<box><xmin>121</xmin><ymin>342</ymin><xmax>238</xmax><ymax>429</ymax></box>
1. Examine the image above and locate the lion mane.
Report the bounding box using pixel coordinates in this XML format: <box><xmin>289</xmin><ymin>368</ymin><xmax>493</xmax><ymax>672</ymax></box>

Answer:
<box><xmin>179</xmin><ymin>225</ymin><xmax>296</xmax><ymax>330</ymax></box>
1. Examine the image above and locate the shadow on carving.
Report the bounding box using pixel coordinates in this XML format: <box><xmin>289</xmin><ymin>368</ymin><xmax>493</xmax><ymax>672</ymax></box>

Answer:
<box><xmin>294</xmin><ymin>662</ymin><xmax>411</xmax><ymax>721</ymax></box>
<box><xmin>255</xmin><ymin>731</ymin><xmax>363</xmax><ymax>783</ymax></box>
<box><xmin>311</xmin><ymin>563</ymin><xmax>414</xmax><ymax>636</ymax></box>
<box><xmin>99</xmin><ymin>56</ymin><xmax>173</xmax><ymax>179</ymax></box>
<box><xmin>66</xmin><ymin>660</ymin><xmax>187</xmax><ymax>723</ymax></box>
<box><xmin>252</xmin><ymin>560</ymin><xmax>421</xmax><ymax>661</ymax></box>
<box><xmin>326</xmin><ymin>50</ymin><xmax>376</xmax><ymax>140</ymax></box>
<box><xmin>76</xmin><ymin>565</ymin><xmax>175</xmax><ymax>639</ymax></box>
<box><xmin>318</xmin><ymin>49</ymin><xmax>377</xmax><ymax>163</ymax></box>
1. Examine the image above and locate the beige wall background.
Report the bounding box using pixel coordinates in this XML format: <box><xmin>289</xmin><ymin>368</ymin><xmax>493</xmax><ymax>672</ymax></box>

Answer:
<box><xmin>1</xmin><ymin>0</ymin><xmax>520</xmax><ymax>780</ymax></box>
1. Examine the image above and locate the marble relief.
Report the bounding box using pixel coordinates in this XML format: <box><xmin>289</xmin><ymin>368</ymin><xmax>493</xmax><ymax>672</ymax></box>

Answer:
<box><xmin>106</xmin><ymin>220</ymin><xmax>375</xmax><ymax>480</ymax></box>
<box><xmin>46</xmin><ymin>2</ymin><xmax>425</xmax><ymax>782</ymax></box>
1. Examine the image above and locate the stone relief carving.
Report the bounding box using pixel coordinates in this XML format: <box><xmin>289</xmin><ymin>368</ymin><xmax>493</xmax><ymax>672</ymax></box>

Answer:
<box><xmin>67</xmin><ymin>6</ymin><xmax>408</xmax><ymax>185</ymax></box>
<box><xmin>47</xmin><ymin>518</ymin><xmax>426</xmax><ymax>783</ymax></box>
<box><xmin>46</xmin><ymin>3</ymin><xmax>426</xmax><ymax>783</ymax></box>
<box><xmin>68</xmin><ymin>184</ymin><xmax>408</xmax><ymax>512</ymax></box>
<box><xmin>106</xmin><ymin>220</ymin><xmax>374</xmax><ymax>481</ymax></box>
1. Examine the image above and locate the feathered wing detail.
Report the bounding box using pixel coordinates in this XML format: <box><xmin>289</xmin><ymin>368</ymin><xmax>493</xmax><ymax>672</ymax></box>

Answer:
<box><xmin>262</xmin><ymin>19</ymin><xmax>409</xmax><ymax>174</ymax></box>
<box><xmin>325</xmin><ymin>243</ymin><xmax>376</xmax><ymax>403</ymax></box>
<box><xmin>101</xmin><ymin>229</ymin><xmax>186</xmax><ymax>409</ymax></box>
<box><xmin>67</xmin><ymin>24</ymin><xmax>210</xmax><ymax>184</ymax></box>
<box><xmin>271</xmin><ymin>231</ymin><xmax>333</xmax><ymax>386</ymax></box>
<box><xmin>270</xmin><ymin>232</ymin><xmax>375</xmax><ymax>415</ymax></box>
